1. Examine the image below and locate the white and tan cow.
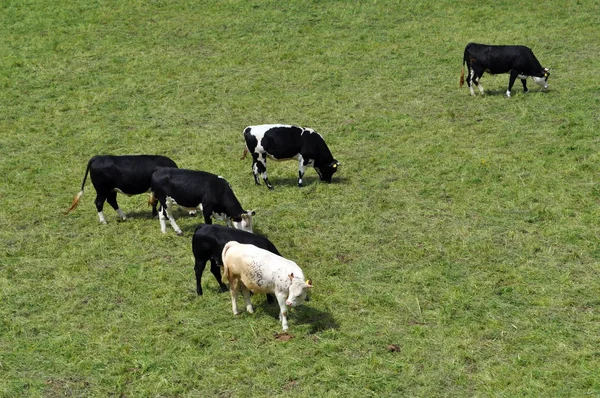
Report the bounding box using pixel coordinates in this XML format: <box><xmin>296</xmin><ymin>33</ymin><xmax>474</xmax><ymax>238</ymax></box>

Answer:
<box><xmin>221</xmin><ymin>241</ymin><xmax>312</xmax><ymax>331</ymax></box>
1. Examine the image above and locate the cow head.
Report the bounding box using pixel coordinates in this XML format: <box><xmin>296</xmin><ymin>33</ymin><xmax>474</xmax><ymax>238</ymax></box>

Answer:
<box><xmin>315</xmin><ymin>160</ymin><xmax>340</xmax><ymax>183</ymax></box>
<box><xmin>231</xmin><ymin>210</ymin><xmax>255</xmax><ymax>233</ymax></box>
<box><xmin>285</xmin><ymin>275</ymin><xmax>313</xmax><ymax>307</ymax></box>
<box><xmin>532</xmin><ymin>67</ymin><xmax>550</xmax><ymax>90</ymax></box>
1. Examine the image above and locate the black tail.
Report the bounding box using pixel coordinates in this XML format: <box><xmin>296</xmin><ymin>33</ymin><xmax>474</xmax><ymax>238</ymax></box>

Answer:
<box><xmin>64</xmin><ymin>157</ymin><xmax>94</xmax><ymax>215</ymax></box>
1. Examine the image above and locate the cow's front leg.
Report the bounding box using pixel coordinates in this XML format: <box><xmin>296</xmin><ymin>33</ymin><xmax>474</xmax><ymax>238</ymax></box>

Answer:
<box><xmin>275</xmin><ymin>292</ymin><xmax>289</xmax><ymax>331</ymax></box>
<box><xmin>506</xmin><ymin>71</ymin><xmax>520</xmax><ymax>97</ymax></box>
<box><xmin>164</xmin><ymin>198</ymin><xmax>183</xmax><ymax>236</ymax></box>
<box><xmin>520</xmin><ymin>77</ymin><xmax>529</xmax><ymax>93</ymax></box>
<box><xmin>297</xmin><ymin>157</ymin><xmax>306</xmax><ymax>187</ymax></box>
<box><xmin>240</xmin><ymin>284</ymin><xmax>254</xmax><ymax>314</ymax></box>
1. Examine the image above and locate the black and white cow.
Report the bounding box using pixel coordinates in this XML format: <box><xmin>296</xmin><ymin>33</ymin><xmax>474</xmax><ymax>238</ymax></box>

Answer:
<box><xmin>241</xmin><ymin>124</ymin><xmax>339</xmax><ymax>190</ymax></box>
<box><xmin>65</xmin><ymin>155</ymin><xmax>178</xmax><ymax>224</ymax></box>
<box><xmin>460</xmin><ymin>43</ymin><xmax>550</xmax><ymax>97</ymax></box>
<box><xmin>150</xmin><ymin>167</ymin><xmax>254</xmax><ymax>236</ymax></box>
<box><xmin>192</xmin><ymin>224</ymin><xmax>280</xmax><ymax>298</ymax></box>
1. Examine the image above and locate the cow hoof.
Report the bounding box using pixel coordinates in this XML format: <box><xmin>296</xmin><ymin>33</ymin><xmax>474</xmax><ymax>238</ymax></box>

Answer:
<box><xmin>219</xmin><ymin>285</ymin><xmax>228</xmax><ymax>293</ymax></box>
<box><xmin>267</xmin><ymin>186</ymin><xmax>274</xmax><ymax>191</ymax></box>
<box><xmin>176</xmin><ymin>231</ymin><xmax>184</xmax><ymax>236</ymax></box>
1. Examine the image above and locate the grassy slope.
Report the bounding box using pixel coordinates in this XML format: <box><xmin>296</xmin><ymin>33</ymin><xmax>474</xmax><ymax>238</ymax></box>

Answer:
<box><xmin>1</xmin><ymin>0</ymin><xmax>599</xmax><ymax>396</ymax></box>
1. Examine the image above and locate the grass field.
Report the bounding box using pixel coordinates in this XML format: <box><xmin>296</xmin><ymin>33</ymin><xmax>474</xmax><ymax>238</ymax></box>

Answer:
<box><xmin>1</xmin><ymin>0</ymin><xmax>600</xmax><ymax>396</ymax></box>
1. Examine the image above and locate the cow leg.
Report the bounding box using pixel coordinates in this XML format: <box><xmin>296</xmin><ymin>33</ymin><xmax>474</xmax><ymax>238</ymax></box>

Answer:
<box><xmin>521</xmin><ymin>78</ymin><xmax>529</xmax><ymax>93</ymax></box>
<box><xmin>251</xmin><ymin>153</ymin><xmax>262</xmax><ymax>185</ymax></box>
<box><xmin>275</xmin><ymin>292</ymin><xmax>289</xmax><ymax>331</ymax></box>
<box><xmin>240</xmin><ymin>284</ymin><xmax>254</xmax><ymax>314</ymax></box>
<box><xmin>194</xmin><ymin>259</ymin><xmax>207</xmax><ymax>296</ymax></box>
<box><xmin>201</xmin><ymin>205</ymin><xmax>214</xmax><ymax>225</ymax></box>
<box><xmin>297</xmin><ymin>156</ymin><xmax>306</xmax><ymax>187</ymax></box>
<box><xmin>466</xmin><ymin>67</ymin><xmax>476</xmax><ymax>96</ymax></box>
<box><xmin>164</xmin><ymin>198</ymin><xmax>183</xmax><ymax>236</ymax></box>
<box><xmin>158</xmin><ymin>205</ymin><xmax>168</xmax><ymax>233</ymax></box>
<box><xmin>209</xmin><ymin>258</ymin><xmax>228</xmax><ymax>292</ymax></box>
<box><xmin>253</xmin><ymin>153</ymin><xmax>273</xmax><ymax>190</ymax></box>
<box><xmin>506</xmin><ymin>71</ymin><xmax>520</xmax><ymax>97</ymax></box>
<box><xmin>106</xmin><ymin>191</ymin><xmax>126</xmax><ymax>221</ymax></box>
<box><xmin>94</xmin><ymin>193</ymin><xmax>108</xmax><ymax>224</ymax></box>
<box><xmin>229</xmin><ymin>278</ymin><xmax>241</xmax><ymax>315</ymax></box>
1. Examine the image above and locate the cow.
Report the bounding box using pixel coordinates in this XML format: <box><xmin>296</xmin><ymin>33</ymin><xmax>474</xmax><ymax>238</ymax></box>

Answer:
<box><xmin>459</xmin><ymin>43</ymin><xmax>550</xmax><ymax>97</ymax></box>
<box><xmin>150</xmin><ymin>167</ymin><xmax>254</xmax><ymax>236</ymax></box>
<box><xmin>222</xmin><ymin>241</ymin><xmax>312</xmax><ymax>331</ymax></box>
<box><xmin>192</xmin><ymin>224</ymin><xmax>280</xmax><ymax>300</ymax></box>
<box><xmin>241</xmin><ymin>124</ymin><xmax>340</xmax><ymax>190</ymax></box>
<box><xmin>65</xmin><ymin>155</ymin><xmax>178</xmax><ymax>224</ymax></box>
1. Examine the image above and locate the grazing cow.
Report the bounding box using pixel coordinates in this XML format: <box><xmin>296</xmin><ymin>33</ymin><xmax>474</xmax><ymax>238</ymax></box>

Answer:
<box><xmin>241</xmin><ymin>124</ymin><xmax>339</xmax><ymax>190</ymax></box>
<box><xmin>192</xmin><ymin>224</ymin><xmax>280</xmax><ymax>299</ymax></box>
<box><xmin>222</xmin><ymin>241</ymin><xmax>312</xmax><ymax>331</ymax></box>
<box><xmin>459</xmin><ymin>43</ymin><xmax>550</xmax><ymax>97</ymax></box>
<box><xmin>150</xmin><ymin>167</ymin><xmax>254</xmax><ymax>236</ymax></box>
<box><xmin>65</xmin><ymin>155</ymin><xmax>178</xmax><ymax>224</ymax></box>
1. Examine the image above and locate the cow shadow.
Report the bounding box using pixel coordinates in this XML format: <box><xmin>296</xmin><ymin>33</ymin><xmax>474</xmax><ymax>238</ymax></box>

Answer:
<box><xmin>257</xmin><ymin>175</ymin><xmax>349</xmax><ymax>189</ymax></box>
<box><xmin>122</xmin><ymin>210</ymin><xmax>156</xmax><ymax>220</ymax></box>
<box><xmin>259</xmin><ymin>301</ymin><xmax>339</xmax><ymax>334</ymax></box>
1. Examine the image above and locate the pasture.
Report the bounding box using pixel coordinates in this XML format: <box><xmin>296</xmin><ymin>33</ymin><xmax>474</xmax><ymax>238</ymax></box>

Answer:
<box><xmin>1</xmin><ymin>0</ymin><xmax>599</xmax><ymax>396</ymax></box>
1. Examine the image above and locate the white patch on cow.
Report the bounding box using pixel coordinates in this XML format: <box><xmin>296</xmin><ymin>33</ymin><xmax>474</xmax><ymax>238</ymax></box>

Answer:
<box><xmin>158</xmin><ymin>208</ymin><xmax>167</xmax><ymax>233</ymax></box>
<box><xmin>231</xmin><ymin>210</ymin><xmax>254</xmax><ymax>233</ymax></box>
<box><xmin>532</xmin><ymin>75</ymin><xmax>549</xmax><ymax>89</ymax></box>
<box><xmin>98</xmin><ymin>211</ymin><xmax>107</xmax><ymax>224</ymax></box>
<box><xmin>468</xmin><ymin>69</ymin><xmax>476</xmax><ymax>95</ymax></box>
<box><xmin>506</xmin><ymin>90</ymin><xmax>511</xmax><ymax>97</ymax></box>
<box><xmin>163</xmin><ymin>196</ymin><xmax>183</xmax><ymax>235</ymax></box>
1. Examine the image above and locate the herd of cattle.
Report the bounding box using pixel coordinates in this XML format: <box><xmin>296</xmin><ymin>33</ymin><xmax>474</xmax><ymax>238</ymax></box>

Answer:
<box><xmin>64</xmin><ymin>43</ymin><xmax>550</xmax><ymax>331</ymax></box>
<box><xmin>65</xmin><ymin>124</ymin><xmax>337</xmax><ymax>330</ymax></box>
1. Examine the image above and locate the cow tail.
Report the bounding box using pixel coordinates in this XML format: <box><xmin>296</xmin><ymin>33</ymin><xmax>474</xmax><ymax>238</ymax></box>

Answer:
<box><xmin>221</xmin><ymin>241</ymin><xmax>238</xmax><ymax>281</ymax></box>
<box><xmin>240</xmin><ymin>146</ymin><xmax>248</xmax><ymax>160</ymax></box>
<box><xmin>459</xmin><ymin>47</ymin><xmax>468</xmax><ymax>87</ymax></box>
<box><xmin>64</xmin><ymin>157</ymin><xmax>93</xmax><ymax>215</ymax></box>
<box><xmin>148</xmin><ymin>191</ymin><xmax>157</xmax><ymax>207</ymax></box>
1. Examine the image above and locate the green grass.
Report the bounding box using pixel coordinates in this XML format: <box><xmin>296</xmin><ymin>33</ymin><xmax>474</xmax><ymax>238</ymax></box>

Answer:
<box><xmin>1</xmin><ymin>0</ymin><xmax>600</xmax><ymax>396</ymax></box>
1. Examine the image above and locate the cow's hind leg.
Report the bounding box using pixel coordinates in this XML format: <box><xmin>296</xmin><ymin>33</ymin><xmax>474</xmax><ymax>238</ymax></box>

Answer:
<box><xmin>160</xmin><ymin>198</ymin><xmax>183</xmax><ymax>235</ymax></box>
<box><xmin>209</xmin><ymin>258</ymin><xmax>228</xmax><ymax>292</ymax></box>
<box><xmin>194</xmin><ymin>258</ymin><xmax>207</xmax><ymax>296</ymax></box>
<box><xmin>94</xmin><ymin>193</ymin><xmax>108</xmax><ymax>224</ymax></box>
<box><xmin>466</xmin><ymin>67</ymin><xmax>476</xmax><ymax>96</ymax></box>
<box><xmin>240</xmin><ymin>284</ymin><xmax>254</xmax><ymax>314</ymax></box>
<box><xmin>253</xmin><ymin>153</ymin><xmax>273</xmax><ymax>190</ymax></box>
<box><xmin>106</xmin><ymin>191</ymin><xmax>126</xmax><ymax>221</ymax></box>
<box><xmin>229</xmin><ymin>278</ymin><xmax>240</xmax><ymax>315</ymax></box>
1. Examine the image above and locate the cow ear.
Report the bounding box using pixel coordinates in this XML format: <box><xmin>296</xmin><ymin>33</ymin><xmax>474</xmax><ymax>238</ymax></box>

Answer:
<box><xmin>288</xmin><ymin>273</ymin><xmax>294</xmax><ymax>281</ymax></box>
<box><xmin>306</xmin><ymin>279</ymin><xmax>313</xmax><ymax>288</ymax></box>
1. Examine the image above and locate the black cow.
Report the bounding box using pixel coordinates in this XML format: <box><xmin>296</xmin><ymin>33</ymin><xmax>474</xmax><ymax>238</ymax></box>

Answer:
<box><xmin>192</xmin><ymin>224</ymin><xmax>280</xmax><ymax>299</ymax></box>
<box><xmin>459</xmin><ymin>43</ymin><xmax>550</xmax><ymax>97</ymax></box>
<box><xmin>65</xmin><ymin>155</ymin><xmax>178</xmax><ymax>223</ymax></box>
<box><xmin>241</xmin><ymin>124</ymin><xmax>340</xmax><ymax>190</ymax></box>
<box><xmin>150</xmin><ymin>167</ymin><xmax>254</xmax><ymax>236</ymax></box>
